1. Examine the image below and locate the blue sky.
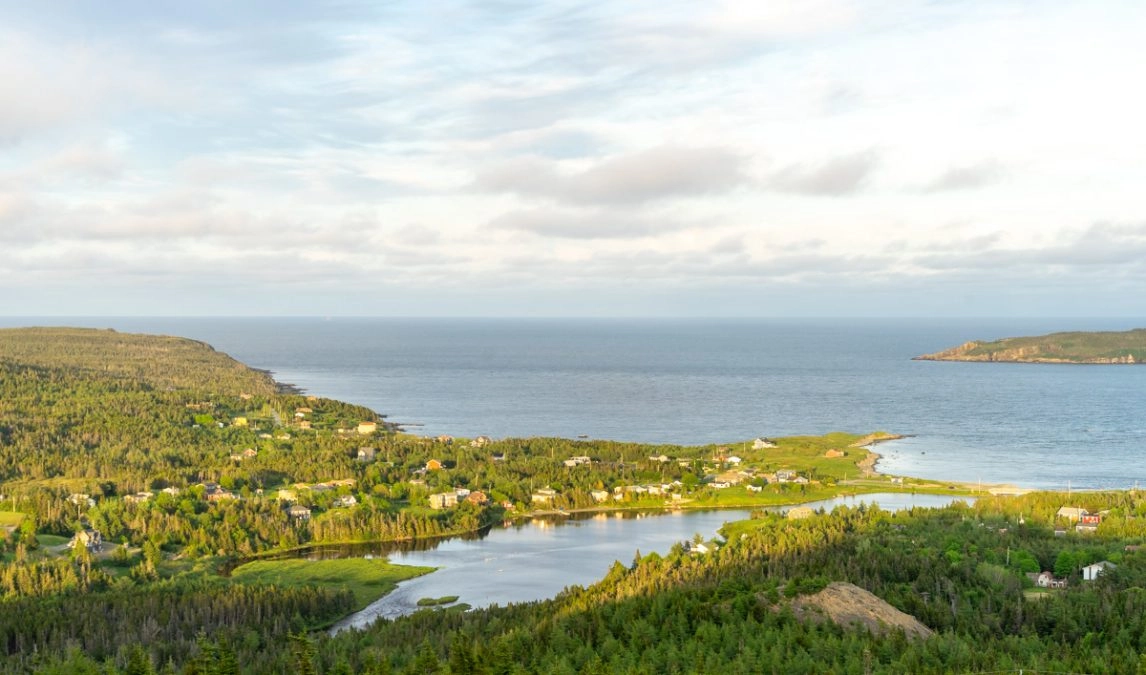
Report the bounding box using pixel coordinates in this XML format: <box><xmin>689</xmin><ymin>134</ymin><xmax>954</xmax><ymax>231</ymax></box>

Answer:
<box><xmin>2</xmin><ymin>1</ymin><xmax>1144</xmax><ymax>316</ymax></box>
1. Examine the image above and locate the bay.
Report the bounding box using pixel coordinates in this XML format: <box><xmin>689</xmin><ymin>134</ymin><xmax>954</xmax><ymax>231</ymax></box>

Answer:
<box><xmin>3</xmin><ymin>316</ymin><xmax>1144</xmax><ymax>489</ymax></box>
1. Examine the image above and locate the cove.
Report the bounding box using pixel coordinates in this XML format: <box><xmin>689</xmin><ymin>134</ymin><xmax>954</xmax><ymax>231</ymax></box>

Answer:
<box><xmin>331</xmin><ymin>492</ymin><xmax>971</xmax><ymax>633</ymax></box>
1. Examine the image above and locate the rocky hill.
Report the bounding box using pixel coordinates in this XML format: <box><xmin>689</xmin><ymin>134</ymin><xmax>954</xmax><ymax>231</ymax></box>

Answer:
<box><xmin>914</xmin><ymin>328</ymin><xmax>1146</xmax><ymax>364</ymax></box>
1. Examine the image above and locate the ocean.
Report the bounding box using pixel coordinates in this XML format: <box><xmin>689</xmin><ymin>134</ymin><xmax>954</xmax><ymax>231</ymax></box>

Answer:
<box><xmin>3</xmin><ymin>317</ymin><xmax>1144</xmax><ymax>489</ymax></box>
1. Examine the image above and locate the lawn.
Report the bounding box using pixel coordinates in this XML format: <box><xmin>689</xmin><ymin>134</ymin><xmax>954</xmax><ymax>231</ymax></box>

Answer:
<box><xmin>0</xmin><ymin>512</ymin><xmax>26</xmax><ymax>528</ymax></box>
<box><xmin>230</xmin><ymin>557</ymin><xmax>435</xmax><ymax>611</ymax></box>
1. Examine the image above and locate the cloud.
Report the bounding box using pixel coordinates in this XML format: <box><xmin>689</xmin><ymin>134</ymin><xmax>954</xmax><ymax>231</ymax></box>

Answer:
<box><xmin>921</xmin><ymin>160</ymin><xmax>1003</xmax><ymax>192</ymax></box>
<box><xmin>488</xmin><ymin>207</ymin><xmax>693</xmax><ymax>239</ymax></box>
<box><xmin>769</xmin><ymin>150</ymin><xmax>877</xmax><ymax>196</ymax></box>
<box><xmin>476</xmin><ymin>146</ymin><xmax>747</xmax><ymax>205</ymax></box>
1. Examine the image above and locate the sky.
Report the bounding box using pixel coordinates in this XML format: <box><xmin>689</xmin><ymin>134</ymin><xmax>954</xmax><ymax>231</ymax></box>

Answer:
<box><xmin>2</xmin><ymin>0</ymin><xmax>1145</xmax><ymax>317</ymax></box>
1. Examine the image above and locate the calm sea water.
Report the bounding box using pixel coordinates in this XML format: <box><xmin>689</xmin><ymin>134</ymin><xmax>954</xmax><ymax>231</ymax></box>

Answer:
<box><xmin>4</xmin><ymin>317</ymin><xmax>1144</xmax><ymax>489</ymax></box>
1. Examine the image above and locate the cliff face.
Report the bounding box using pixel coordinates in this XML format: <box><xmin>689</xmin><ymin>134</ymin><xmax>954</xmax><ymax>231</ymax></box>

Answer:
<box><xmin>915</xmin><ymin>329</ymin><xmax>1146</xmax><ymax>364</ymax></box>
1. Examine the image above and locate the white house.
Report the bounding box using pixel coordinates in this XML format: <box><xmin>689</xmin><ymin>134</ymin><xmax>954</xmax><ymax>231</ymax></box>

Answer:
<box><xmin>1082</xmin><ymin>561</ymin><xmax>1117</xmax><ymax>581</ymax></box>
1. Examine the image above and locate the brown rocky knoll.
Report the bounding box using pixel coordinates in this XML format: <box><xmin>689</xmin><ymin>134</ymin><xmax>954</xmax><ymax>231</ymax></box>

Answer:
<box><xmin>788</xmin><ymin>582</ymin><xmax>933</xmax><ymax>639</ymax></box>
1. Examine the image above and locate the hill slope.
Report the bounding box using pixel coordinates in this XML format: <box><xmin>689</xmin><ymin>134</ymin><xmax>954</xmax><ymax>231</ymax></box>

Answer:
<box><xmin>914</xmin><ymin>328</ymin><xmax>1146</xmax><ymax>363</ymax></box>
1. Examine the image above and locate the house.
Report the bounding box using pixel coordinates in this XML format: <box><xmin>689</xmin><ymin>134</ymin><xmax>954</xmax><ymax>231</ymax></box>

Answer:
<box><xmin>67</xmin><ymin>493</ymin><xmax>95</xmax><ymax>508</ymax></box>
<box><xmin>287</xmin><ymin>505</ymin><xmax>311</xmax><ymax>520</ymax></box>
<box><xmin>590</xmin><ymin>490</ymin><xmax>610</xmax><ymax>502</ymax></box>
<box><xmin>1083</xmin><ymin>561</ymin><xmax>1117</xmax><ymax>581</ymax></box>
<box><xmin>747</xmin><ymin>485</ymin><xmax>763</xmax><ymax>493</ymax></box>
<box><xmin>357</xmin><ymin>447</ymin><xmax>376</xmax><ymax>462</ymax></box>
<box><xmin>357</xmin><ymin>421</ymin><xmax>378</xmax><ymax>435</ymax></box>
<box><xmin>648</xmin><ymin>454</ymin><xmax>670</xmax><ymax>463</ymax></box>
<box><xmin>787</xmin><ymin>506</ymin><xmax>815</xmax><ymax>520</ymax></box>
<box><xmin>436</xmin><ymin>435</ymin><xmax>454</xmax><ymax>444</ymax></box>
<box><xmin>1076</xmin><ymin>513</ymin><xmax>1102</xmax><ymax>533</ymax></box>
<box><xmin>160</xmin><ymin>487</ymin><xmax>181</xmax><ymax>497</ymax></box>
<box><xmin>232</xmin><ymin>417</ymin><xmax>248</xmax><ymax>427</ymax></box>
<box><xmin>753</xmin><ymin>438</ymin><xmax>777</xmax><ymax>449</ymax></box>
<box><xmin>333</xmin><ymin>495</ymin><xmax>358</xmax><ymax>508</ymax></box>
<box><xmin>1036</xmin><ymin>571</ymin><xmax>1067</xmax><ymax>589</ymax></box>
<box><xmin>69</xmin><ymin>529</ymin><xmax>103</xmax><ymax>552</ymax></box>
<box><xmin>124</xmin><ymin>492</ymin><xmax>153</xmax><ymax>504</ymax></box>
<box><xmin>1057</xmin><ymin>507</ymin><xmax>1089</xmax><ymax>522</ymax></box>
<box><xmin>426</xmin><ymin>459</ymin><xmax>443</xmax><ymax>471</ymax></box>
<box><xmin>491</xmin><ymin>453</ymin><xmax>506</xmax><ymax>462</ymax></box>
<box><xmin>726</xmin><ymin>456</ymin><xmax>742</xmax><ymax>465</ymax></box>
<box><xmin>563</xmin><ymin>459</ymin><xmax>579</xmax><ymax>468</ymax></box>
<box><xmin>470</xmin><ymin>436</ymin><xmax>492</xmax><ymax>448</ymax></box>
<box><xmin>531</xmin><ymin>488</ymin><xmax>557</xmax><ymax>504</ymax></box>
<box><xmin>429</xmin><ymin>492</ymin><xmax>459</xmax><ymax>509</ymax></box>
<box><xmin>710</xmin><ymin>482</ymin><xmax>731</xmax><ymax>489</ymax></box>
<box><xmin>775</xmin><ymin>470</ymin><xmax>798</xmax><ymax>483</ymax></box>
<box><xmin>465</xmin><ymin>491</ymin><xmax>489</xmax><ymax>506</ymax></box>
<box><xmin>206</xmin><ymin>490</ymin><xmax>237</xmax><ymax>502</ymax></box>
<box><xmin>686</xmin><ymin>541</ymin><xmax>710</xmax><ymax>555</ymax></box>
<box><xmin>243</xmin><ymin>448</ymin><xmax>258</xmax><ymax>459</ymax></box>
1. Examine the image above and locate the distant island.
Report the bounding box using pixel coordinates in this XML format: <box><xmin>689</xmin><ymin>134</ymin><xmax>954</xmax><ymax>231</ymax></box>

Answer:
<box><xmin>915</xmin><ymin>328</ymin><xmax>1146</xmax><ymax>364</ymax></box>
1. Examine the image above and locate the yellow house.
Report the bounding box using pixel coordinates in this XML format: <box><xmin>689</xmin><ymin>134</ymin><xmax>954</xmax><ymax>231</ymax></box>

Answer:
<box><xmin>233</xmin><ymin>417</ymin><xmax>248</xmax><ymax>427</ymax></box>
<box><xmin>357</xmin><ymin>421</ymin><xmax>378</xmax><ymax>435</ymax></box>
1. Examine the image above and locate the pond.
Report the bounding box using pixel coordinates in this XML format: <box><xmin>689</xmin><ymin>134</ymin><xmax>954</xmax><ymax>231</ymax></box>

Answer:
<box><xmin>328</xmin><ymin>492</ymin><xmax>972</xmax><ymax>632</ymax></box>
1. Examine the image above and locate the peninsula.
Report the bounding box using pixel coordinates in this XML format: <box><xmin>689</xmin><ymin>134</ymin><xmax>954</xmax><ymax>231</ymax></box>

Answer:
<box><xmin>5</xmin><ymin>326</ymin><xmax>1146</xmax><ymax>674</ymax></box>
<box><xmin>914</xmin><ymin>328</ymin><xmax>1146</xmax><ymax>363</ymax></box>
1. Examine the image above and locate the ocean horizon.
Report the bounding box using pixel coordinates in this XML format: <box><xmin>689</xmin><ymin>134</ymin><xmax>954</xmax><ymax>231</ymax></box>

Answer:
<box><xmin>3</xmin><ymin>316</ymin><xmax>1144</xmax><ymax>490</ymax></box>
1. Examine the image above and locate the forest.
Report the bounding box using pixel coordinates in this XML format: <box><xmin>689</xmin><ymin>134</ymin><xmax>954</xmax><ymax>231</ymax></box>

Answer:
<box><xmin>5</xmin><ymin>327</ymin><xmax>1146</xmax><ymax>673</ymax></box>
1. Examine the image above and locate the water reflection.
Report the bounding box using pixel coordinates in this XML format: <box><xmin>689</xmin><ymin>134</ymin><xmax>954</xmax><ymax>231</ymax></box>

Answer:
<box><xmin>325</xmin><ymin>493</ymin><xmax>970</xmax><ymax>633</ymax></box>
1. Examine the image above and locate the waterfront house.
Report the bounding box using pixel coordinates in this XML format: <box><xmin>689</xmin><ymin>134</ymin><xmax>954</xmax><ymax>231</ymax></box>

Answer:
<box><xmin>465</xmin><ymin>491</ymin><xmax>489</xmax><ymax>506</ymax></box>
<box><xmin>531</xmin><ymin>488</ymin><xmax>557</xmax><ymax>504</ymax></box>
<box><xmin>590</xmin><ymin>490</ymin><xmax>610</xmax><ymax>502</ymax></box>
<box><xmin>1083</xmin><ymin>561</ymin><xmax>1117</xmax><ymax>581</ymax></box>
<box><xmin>471</xmin><ymin>436</ymin><xmax>492</xmax><ymax>447</ymax></box>
<box><xmin>436</xmin><ymin>435</ymin><xmax>454</xmax><ymax>444</ymax></box>
<box><xmin>357</xmin><ymin>421</ymin><xmax>378</xmax><ymax>435</ymax></box>
<box><xmin>753</xmin><ymin>438</ymin><xmax>777</xmax><ymax>449</ymax></box>
<box><xmin>787</xmin><ymin>506</ymin><xmax>815</xmax><ymax>520</ymax></box>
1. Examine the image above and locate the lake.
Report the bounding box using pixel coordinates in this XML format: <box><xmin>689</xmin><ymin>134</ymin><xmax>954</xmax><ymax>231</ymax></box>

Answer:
<box><xmin>330</xmin><ymin>493</ymin><xmax>970</xmax><ymax>632</ymax></box>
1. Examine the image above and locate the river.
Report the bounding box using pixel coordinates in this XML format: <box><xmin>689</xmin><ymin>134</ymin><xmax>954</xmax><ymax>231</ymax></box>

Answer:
<box><xmin>330</xmin><ymin>492</ymin><xmax>970</xmax><ymax>633</ymax></box>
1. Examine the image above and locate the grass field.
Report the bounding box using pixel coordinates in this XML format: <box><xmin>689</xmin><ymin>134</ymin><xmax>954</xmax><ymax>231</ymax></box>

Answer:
<box><xmin>0</xmin><ymin>512</ymin><xmax>26</xmax><ymax>528</ymax></box>
<box><xmin>230</xmin><ymin>557</ymin><xmax>435</xmax><ymax>610</ymax></box>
